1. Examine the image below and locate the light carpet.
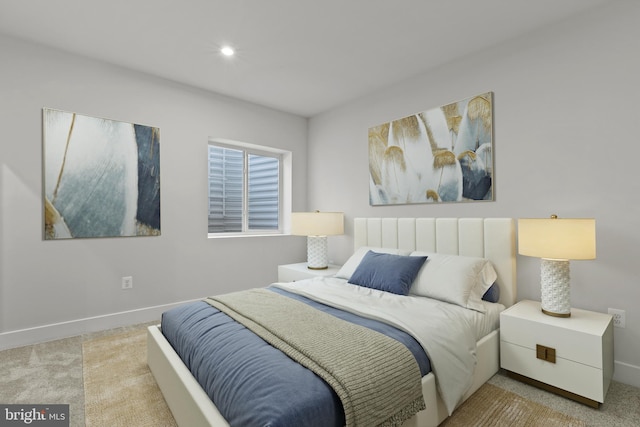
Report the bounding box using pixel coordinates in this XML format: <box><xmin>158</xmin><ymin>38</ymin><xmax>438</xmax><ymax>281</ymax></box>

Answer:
<box><xmin>82</xmin><ymin>329</ymin><xmax>176</xmax><ymax>427</ymax></box>
<box><xmin>83</xmin><ymin>329</ymin><xmax>587</xmax><ymax>427</ymax></box>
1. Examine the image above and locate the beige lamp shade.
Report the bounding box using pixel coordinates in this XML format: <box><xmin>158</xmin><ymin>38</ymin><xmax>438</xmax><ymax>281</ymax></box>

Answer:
<box><xmin>518</xmin><ymin>217</ymin><xmax>595</xmax><ymax>260</ymax></box>
<box><xmin>291</xmin><ymin>212</ymin><xmax>344</xmax><ymax>236</ymax></box>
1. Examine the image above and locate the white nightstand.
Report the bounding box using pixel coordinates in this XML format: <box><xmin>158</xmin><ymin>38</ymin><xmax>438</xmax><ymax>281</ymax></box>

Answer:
<box><xmin>500</xmin><ymin>300</ymin><xmax>613</xmax><ymax>407</ymax></box>
<box><xmin>277</xmin><ymin>262</ymin><xmax>341</xmax><ymax>282</ymax></box>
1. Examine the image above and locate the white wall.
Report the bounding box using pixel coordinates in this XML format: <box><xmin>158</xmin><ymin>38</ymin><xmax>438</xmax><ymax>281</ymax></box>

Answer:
<box><xmin>308</xmin><ymin>0</ymin><xmax>640</xmax><ymax>387</ymax></box>
<box><xmin>0</xmin><ymin>35</ymin><xmax>308</xmax><ymax>347</ymax></box>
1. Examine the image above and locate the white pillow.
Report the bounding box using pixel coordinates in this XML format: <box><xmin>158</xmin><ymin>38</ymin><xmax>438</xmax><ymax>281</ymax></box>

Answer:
<box><xmin>409</xmin><ymin>252</ymin><xmax>497</xmax><ymax>312</ymax></box>
<box><xmin>335</xmin><ymin>246</ymin><xmax>412</xmax><ymax>280</ymax></box>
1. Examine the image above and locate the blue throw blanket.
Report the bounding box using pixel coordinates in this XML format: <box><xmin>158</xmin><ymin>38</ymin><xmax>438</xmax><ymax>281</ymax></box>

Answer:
<box><xmin>161</xmin><ymin>288</ymin><xmax>431</xmax><ymax>427</ymax></box>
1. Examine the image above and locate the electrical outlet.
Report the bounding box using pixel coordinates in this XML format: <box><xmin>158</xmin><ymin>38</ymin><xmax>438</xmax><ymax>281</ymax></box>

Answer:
<box><xmin>122</xmin><ymin>276</ymin><xmax>133</xmax><ymax>290</ymax></box>
<box><xmin>608</xmin><ymin>308</ymin><xmax>625</xmax><ymax>328</ymax></box>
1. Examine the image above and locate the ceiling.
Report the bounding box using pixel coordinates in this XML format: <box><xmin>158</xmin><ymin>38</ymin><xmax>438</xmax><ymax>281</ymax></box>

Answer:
<box><xmin>0</xmin><ymin>0</ymin><xmax>612</xmax><ymax>117</ymax></box>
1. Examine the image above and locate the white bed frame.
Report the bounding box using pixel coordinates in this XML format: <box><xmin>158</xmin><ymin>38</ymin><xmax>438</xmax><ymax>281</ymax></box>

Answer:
<box><xmin>147</xmin><ymin>217</ymin><xmax>516</xmax><ymax>427</ymax></box>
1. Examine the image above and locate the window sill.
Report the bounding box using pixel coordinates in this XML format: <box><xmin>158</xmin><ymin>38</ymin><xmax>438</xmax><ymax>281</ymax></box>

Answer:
<box><xmin>207</xmin><ymin>232</ymin><xmax>291</xmax><ymax>239</ymax></box>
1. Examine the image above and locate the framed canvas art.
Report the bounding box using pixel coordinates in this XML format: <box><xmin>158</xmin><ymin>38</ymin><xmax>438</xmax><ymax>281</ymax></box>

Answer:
<box><xmin>43</xmin><ymin>108</ymin><xmax>161</xmax><ymax>239</ymax></box>
<box><xmin>369</xmin><ymin>92</ymin><xmax>493</xmax><ymax>205</ymax></box>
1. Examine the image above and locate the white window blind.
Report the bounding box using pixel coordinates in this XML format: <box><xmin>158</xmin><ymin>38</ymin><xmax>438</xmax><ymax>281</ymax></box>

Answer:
<box><xmin>208</xmin><ymin>143</ymin><xmax>280</xmax><ymax>234</ymax></box>
<box><xmin>248</xmin><ymin>154</ymin><xmax>279</xmax><ymax>229</ymax></box>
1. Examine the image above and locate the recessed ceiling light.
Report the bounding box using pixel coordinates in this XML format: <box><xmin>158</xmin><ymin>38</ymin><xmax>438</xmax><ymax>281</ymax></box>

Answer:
<box><xmin>220</xmin><ymin>46</ymin><xmax>235</xmax><ymax>57</ymax></box>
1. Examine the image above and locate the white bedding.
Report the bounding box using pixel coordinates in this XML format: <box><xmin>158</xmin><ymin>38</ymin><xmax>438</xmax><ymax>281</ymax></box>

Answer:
<box><xmin>475</xmin><ymin>300</ymin><xmax>504</xmax><ymax>339</ymax></box>
<box><xmin>272</xmin><ymin>277</ymin><xmax>504</xmax><ymax>415</ymax></box>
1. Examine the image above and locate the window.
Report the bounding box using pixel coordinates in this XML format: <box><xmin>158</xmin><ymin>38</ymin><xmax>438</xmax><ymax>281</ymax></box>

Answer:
<box><xmin>208</xmin><ymin>139</ymin><xmax>291</xmax><ymax>236</ymax></box>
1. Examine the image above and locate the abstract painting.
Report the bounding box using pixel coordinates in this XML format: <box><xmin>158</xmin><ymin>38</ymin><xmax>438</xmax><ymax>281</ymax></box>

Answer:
<box><xmin>43</xmin><ymin>108</ymin><xmax>161</xmax><ymax>239</ymax></box>
<box><xmin>369</xmin><ymin>92</ymin><xmax>493</xmax><ymax>205</ymax></box>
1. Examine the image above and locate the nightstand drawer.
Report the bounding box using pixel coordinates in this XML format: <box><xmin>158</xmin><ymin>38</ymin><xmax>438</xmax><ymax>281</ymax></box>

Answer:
<box><xmin>500</xmin><ymin>314</ymin><xmax>606</xmax><ymax>369</ymax></box>
<box><xmin>501</xmin><ymin>341</ymin><xmax>607</xmax><ymax>402</ymax></box>
<box><xmin>500</xmin><ymin>300</ymin><xmax>612</xmax><ymax>369</ymax></box>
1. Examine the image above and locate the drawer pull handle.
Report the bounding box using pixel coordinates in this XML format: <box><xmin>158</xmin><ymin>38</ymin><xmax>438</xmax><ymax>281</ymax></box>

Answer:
<box><xmin>536</xmin><ymin>344</ymin><xmax>556</xmax><ymax>363</ymax></box>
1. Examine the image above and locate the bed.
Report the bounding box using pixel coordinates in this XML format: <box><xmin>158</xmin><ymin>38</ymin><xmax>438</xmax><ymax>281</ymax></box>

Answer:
<box><xmin>147</xmin><ymin>217</ymin><xmax>516</xmax><ymax>427</ymax></box>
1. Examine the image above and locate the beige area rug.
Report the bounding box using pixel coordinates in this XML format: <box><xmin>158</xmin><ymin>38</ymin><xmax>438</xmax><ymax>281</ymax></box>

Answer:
<box><xmin>82</xmin><ymin>329</ymin><xmax>177</xmax><ymax>427</ymax></box>
<box><xmin>83</xmin><ymin>328</ymin><xmax>586</xmax><ymax>427</ymax></box>
<box><xmin>441</xmin><ymin>382</ymin><xmax>586</xmax><ymax>427</ymax></box>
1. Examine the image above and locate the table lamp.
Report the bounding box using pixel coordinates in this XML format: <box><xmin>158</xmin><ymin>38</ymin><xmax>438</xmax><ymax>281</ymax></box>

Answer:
<box><xmin>518</xmin><ymin>215</ymin><xmax>596</xmax><ymax>317</ymax></box>
<box><xmin>291</xmin><ymin>211</ymin><xmax>344</xmax><ymax>269</ymax></box>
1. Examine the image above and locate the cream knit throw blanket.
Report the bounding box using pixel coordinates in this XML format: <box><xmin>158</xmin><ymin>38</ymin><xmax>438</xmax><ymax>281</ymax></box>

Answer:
<box><xmin>206</xmin><ymin>288</ymin><xmax>425</xmax><ymax>427</ymax></box>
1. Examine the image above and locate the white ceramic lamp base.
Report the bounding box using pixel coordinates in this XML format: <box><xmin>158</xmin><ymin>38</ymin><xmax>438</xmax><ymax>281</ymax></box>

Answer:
<box><xmin>540</xmin><ymin>258</ymin><xmax>571</xmax><ymax>317</ymax></box>
<box><xmin>306</xmin><ymin>235</ymin><xmax>328</xmax><ymax>270</ymax></box>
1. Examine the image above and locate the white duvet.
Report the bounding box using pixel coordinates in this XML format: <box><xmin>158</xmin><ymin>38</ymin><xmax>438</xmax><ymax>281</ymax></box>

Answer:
<box><xmin>272</xmin><ymin>276</ymin><xmax>499</xmax><ymax>415</ymax></box>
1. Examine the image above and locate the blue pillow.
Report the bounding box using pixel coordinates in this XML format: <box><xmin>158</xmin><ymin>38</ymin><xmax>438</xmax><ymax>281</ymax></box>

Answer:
<box><xmin>482</xmin><ymin>282</ymin><xmax>500</xmax><ymax>303</ymax></box>
<box><xmin>348</xmin><ymin>251</ymin><xmax>428</xmax><ymax>296</ymax></box>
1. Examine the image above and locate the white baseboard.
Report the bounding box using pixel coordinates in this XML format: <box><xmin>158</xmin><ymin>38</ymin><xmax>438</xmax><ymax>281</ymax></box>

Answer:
<box><xmin>613</xmin><ymin>360</ymin><xmax>640</xmax><ymax>389</ymax></box>
<box><xmin>0</xmin><ymin>299</ymin><xmax>202</xmax><ymax>351</ymax></box>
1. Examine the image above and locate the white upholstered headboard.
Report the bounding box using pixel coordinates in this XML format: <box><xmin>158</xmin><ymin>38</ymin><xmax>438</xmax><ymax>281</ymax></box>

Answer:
<box><xmin>353</xmin><ymin>218</ymin><xmax>517</xmax><ymax>307</ymax></box>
